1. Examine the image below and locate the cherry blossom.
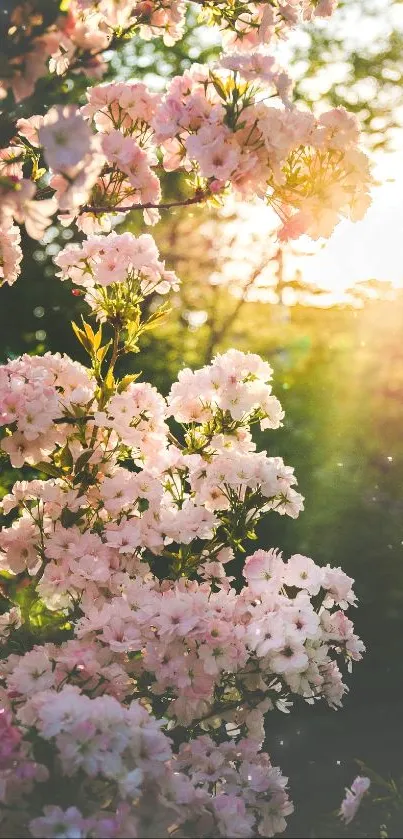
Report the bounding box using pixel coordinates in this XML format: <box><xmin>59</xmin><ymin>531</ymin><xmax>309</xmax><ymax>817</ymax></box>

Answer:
<box><xmin>339</xmin><ymin>775</ymin><xmax>371</xmax><ymax>824</ymax></box>
<box><xmin>0</xmin><ymin>219</ymin><xmax>23</xmax><ymax>287</ymax></box>
<box><xmin>39</xmin><ymin>106</ymin><xmax>93</xmax><ymax>172</ymax></box>
<box><xmin>1</xmin><ymin>1</ymin><xmax>339</xmax><ymax>104</ymax></box>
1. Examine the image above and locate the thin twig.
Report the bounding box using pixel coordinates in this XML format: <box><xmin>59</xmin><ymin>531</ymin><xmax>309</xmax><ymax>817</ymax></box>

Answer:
<box><xmin>53</xmin><ymin>416</ymin><xmax>95</xmax><ymax>425</ymax></box>
<box><xmin>65</xmin><ymin>2</ymin><xmax>215</xmax><ymax>72</ymax></box>
<box><xmin>78</xmin><ymin>192</ymin><xmax>209</xmax><ymax>215</ymax></box>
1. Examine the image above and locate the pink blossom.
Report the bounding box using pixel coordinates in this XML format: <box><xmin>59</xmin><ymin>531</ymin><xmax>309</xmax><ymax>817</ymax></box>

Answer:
<box><xmin>30</xmin><ymin>806</ymin><xmax>87</xmax><ymax>839</ymax></box>
<box><xmin>340</xmin><ymin>775</ymin><xmax>370</xmax><ymax>824</ymax></box>
<box><xmin>243</xmin><ymin>549</ymin><xmax>285</xmax><ymax>595</ymax></box>
<box><xmin>0</xmin><ymin>219</ymin><xmax>22</xmax><ymax>286</ymax></box>
<box><xmin>39</xmin><ymin>106</ymin><xmax>92</xmax><ymax>172</ymax></box>
<box><xmin>284</xmin><ymin>554</ymin><xmax>323</xmax><ymax>595</ymax></box>
<box><xmin>5</xmin><ymin>180</ymin><xmax>57</xmax><ymax>240</ymax></box>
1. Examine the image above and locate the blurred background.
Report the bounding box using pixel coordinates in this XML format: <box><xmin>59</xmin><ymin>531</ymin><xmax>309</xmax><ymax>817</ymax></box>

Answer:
<box><xmin>2</xmin><ymin>0</ymin><xmax>403</xmax><ymax>834</ymax></box>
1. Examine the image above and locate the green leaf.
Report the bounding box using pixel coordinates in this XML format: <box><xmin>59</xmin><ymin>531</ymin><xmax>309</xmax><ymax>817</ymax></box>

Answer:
<box><xmin>60</xmin><ymin>507</ymin><xmax>83</xmax><ymax>528</ymax></box>
<box><xmin>13</xmin><ymin>581</ymin><xmax>37</xmax><ymax>614</ymax></box>
<box><xmin>74</xmin><ymin>449</ymin><xmax>94</xmax><ymax>474</ymax></box>
<box><xmin>124</xmin><ymin>321</ymin><xmax>140</xmax><ymax>352</ymax></box>
<box><xmin>93</xmin><ymin>326</ymin><xmax>102</xmax><ymax>351</ymax></box>
<box><xmin>138</xmin><ymin>498</ymin><xmax>150</xmax><ymax>513</ymax></box>
<box><xmin>82</xmin><ymin>318</ymin><xmax>96</xmax><ymax>342</ymax></box>
<box><xmin>82</xmin><ymin>318</ymin><xmax>103</xmax><ymax>351</ymax></box>
<box><xmin>59</xmin><ymin>444</ymin><xmax>73</xmax><ymax>470</ymax></box>
<box><xmin>354</xmin><ymin>760</ymin><xmax>392</xmax><ymax>790</ymax></box>
<box><xmin>100</xmin><ymin>368</ymin><xmax>116</xmax><ymax>404</ymax></box>
<box><xmin>209</xmin><ymin>72</ymin><xmax>228</xmax><ymax>101</ymax></box>
<box><xmin>71</xmin><ymin>321</ymin><xmax>93</xmax><ymax>355</ymax></box>
<box><xmin>117</xmin><ymin>374</ymin><xmax>141</xmax><ymax>393</ymax></box>
<box><xmin>140</xmin><ymin>303</ymin><xmax>171</xmax><ymax>335</ymax></box>
<box><xmin>36</xmin><ymin>461</ymin><xmax>61</xmax><ymax>478</ymax></box>
<box><xmin>105</xmin><ymin>368</ymin><xmax>115</xmax><ymax>391</ymax></box>
<box><xmin>96</xmin><ymin>341</ymin><xmax>112</xmax><ymax>364</ymax></box>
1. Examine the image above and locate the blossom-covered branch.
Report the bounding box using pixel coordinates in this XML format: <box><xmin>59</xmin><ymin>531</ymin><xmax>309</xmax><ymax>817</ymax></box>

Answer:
<box><xmin>0</xmin><ymin>224</ymin><xmax>364</xmax><ymax>837</ymax></box>
<box><xmin>1</xmin><ymin>0</ymin><xmax>338</xmax><ymax>104</ymax></box>
<box><xmin>0</xmin><ymin>1</ymin><xmax>368</xmax><ymax>837</ymax></box>
<box><xmin>1</xmin><ymin>65</ymin><xmax>371</xmax><ymax>286</ymax></box>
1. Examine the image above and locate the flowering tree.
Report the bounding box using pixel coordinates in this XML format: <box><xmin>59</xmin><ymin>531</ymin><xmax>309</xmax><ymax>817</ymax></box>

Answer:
<box><xmin>0</xmin><ymin>2</ymin><xmax>370</xmax><ymax>836</ymax></box>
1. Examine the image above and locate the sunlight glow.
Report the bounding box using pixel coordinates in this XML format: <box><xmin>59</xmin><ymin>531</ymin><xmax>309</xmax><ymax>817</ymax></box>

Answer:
<box><xmin>294</xmin><ymin>152</ymin><xmax>403</xmax><ymax>293</ymax></box>
<box><xmin>246</xmin><ymin>150</ymin><xmax>403</xmax><ymax>301</ymax></box>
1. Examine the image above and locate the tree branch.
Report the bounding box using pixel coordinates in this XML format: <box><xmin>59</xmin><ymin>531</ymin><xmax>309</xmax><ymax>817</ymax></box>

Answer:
<box><xmin>53</xmin><ymin>416</ymin><xmax>95</xmax><ymax>425</ymax></box>
<box><xmin>79</xmin><ymin>192</ymin><xmax>209</xmax><ymax>215</ymax></box>
<box><xmin>204</xmin><ymin>257</ymin><xmax>269</xmax><ymax>361</ymax></box>
<box><xmin>66</xmin><ymin>3</ymin><xmax>217</xmax><ymax>72</ymax></box>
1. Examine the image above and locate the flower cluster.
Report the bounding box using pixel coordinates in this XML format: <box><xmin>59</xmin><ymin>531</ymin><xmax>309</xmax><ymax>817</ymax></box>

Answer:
<box><xmin>167</xmin><ymin>348</ymin><xmax>284</xmax><ymax>428</ymax></box>
<box><xmin>0</xmin><ymin>679</ymin><xmax>294</xmax><ymax>838</ymax></box>
<box><xmin>0</xmin><ymin>216</ymin><xmax>22</xmax><ymax>288</ymax></box>
<box><xmin>0</xmin><ymin>353</ymin><xmax>96</xmax><ymax>467</ymax></box>
<box><xmin>0</xmin><ymin>346</ymin><xmax>303</xmax><ymax>573</ymax></box>
<box><xmin>0</xmin><ymin>107</ymin><xmax>103</xmax><ymax>276</ymax></box>
<box><xmin>54</xmin><ymin>66</ymin><xmax>368</xmax><ymax>238</ymax></box>
<box><xmin>54</xmin><ymin>230</ymin><xmax>179</xmax><ymax>319</ymax></box>
<box><xmin>74</xmin><ymin>554</ymin><xmax>362</xmax><ymax>726</ymax></box>
<box><xmin>0</xmin><ymin>2</ymin><xmax>369</xmax><ymax>836</ymax></box>
<box><xmin>0</xmin><ymin>12</ymin><xmax>372</xmax><ymax>286</ymax></box>
<box><xmin>0</xmin><ymin>176</ymin><xmax>56</xmax><ymax>287</ymax></box>
<box><xmin>0</xmin><ymin>707</ymin><xmax>48</xmax><ymax>809</ymax></box>
<box><xmin>0</xmin><ymin>303</ymin><xmax>363</xmax><ymax>836</ymax></box>
<box><xmin>1</xmin><ymin>0</ymin><xmax>337</xmax><ymax>104</ymax></box>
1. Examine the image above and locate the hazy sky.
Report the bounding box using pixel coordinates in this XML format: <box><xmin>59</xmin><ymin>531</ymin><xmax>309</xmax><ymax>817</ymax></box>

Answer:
<box><xmin>275</xmin><ymin>1</ymin><xmax>403</xmax><ymax>293</ymax></box>
<box><xmin>265</xmin><ymin>0</ymin><xmax>402</xmax><ymax>293</ymax></box>
<box><xmin>297</xmin><ymin>153</ymin><xmax>403</xmax><ymax>292</ymax></box>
